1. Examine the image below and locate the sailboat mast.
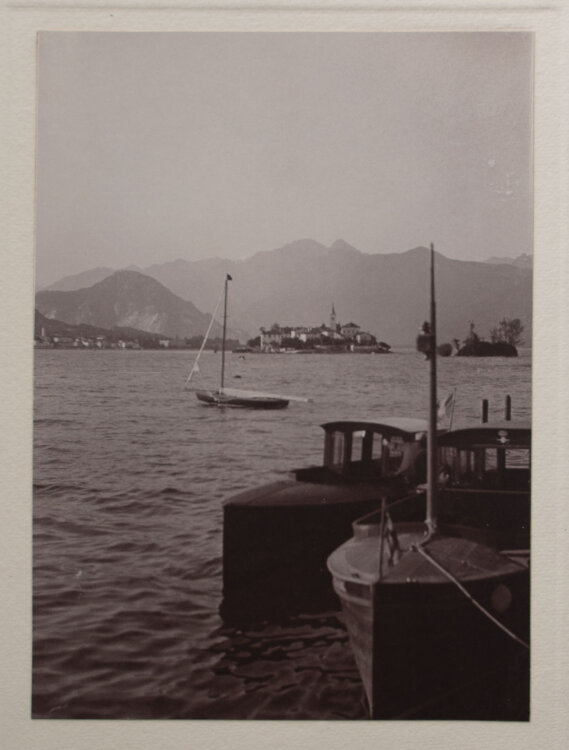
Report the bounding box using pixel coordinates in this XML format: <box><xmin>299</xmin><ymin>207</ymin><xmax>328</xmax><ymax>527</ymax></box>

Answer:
<box><xmin>426</xmin><ymin>243</ymin><xmax>438</xmax><ymax>534</ymax></box>
<box><xmin>220</xmin><ymin>274</ymin><xmax>231</xmax><ymax>393</ymax></box>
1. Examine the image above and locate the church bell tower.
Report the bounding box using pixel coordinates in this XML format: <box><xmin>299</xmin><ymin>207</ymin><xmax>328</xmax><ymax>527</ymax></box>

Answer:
<box><xmin>330</xmin><ymin>303</ymin><xmax>337</xmax><ymax>331</ymax></box>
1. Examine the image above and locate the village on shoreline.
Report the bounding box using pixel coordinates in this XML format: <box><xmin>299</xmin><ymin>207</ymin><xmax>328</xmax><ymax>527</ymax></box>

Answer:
<box><xmin>34</xmin><ymin>305</ymin><xmax>393</xmax><ymax>354</ymax></box>
<box><xmin>34</xmin><ymin>304</ymin><xmax>524</xmax><ymax>357</ymax></box>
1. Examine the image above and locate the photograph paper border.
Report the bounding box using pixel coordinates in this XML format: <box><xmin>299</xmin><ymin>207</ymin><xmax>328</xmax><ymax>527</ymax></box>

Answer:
<box><xmin>1</xmin><ymin>2</ymin><xmax>568</xmax><ymax>749</ymax></box>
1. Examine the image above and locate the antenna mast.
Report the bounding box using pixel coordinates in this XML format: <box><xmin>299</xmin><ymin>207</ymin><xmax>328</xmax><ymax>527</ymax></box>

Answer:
<box><xmin>220</xmin><ymin>274</ymin><xmax>231</xmax><ymax>393</ymax></box>
<box><xmin>427</xmin><ymin>243</ymin><xmax>437</xmax><ymax>534</ymax></box>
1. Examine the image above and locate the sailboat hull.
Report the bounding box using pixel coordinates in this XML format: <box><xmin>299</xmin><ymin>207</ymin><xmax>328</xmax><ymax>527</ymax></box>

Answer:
<box><xmin>188</xmin><ymin>276</ymin><xmax>293</xmax><ymax>409</ymax></box>
<box><xmin>328</xmin><ymin>524</ymin><xmax>529</xmax><ymax>719</ymax></box>
<box><xmin>195</xmin><ymin>389</ymin><xmax>289</xmax><ymax>409</ymax></box>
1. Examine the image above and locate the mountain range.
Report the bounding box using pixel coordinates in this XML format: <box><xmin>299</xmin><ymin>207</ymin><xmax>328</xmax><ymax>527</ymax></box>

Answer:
<box><xmin>36</xmin><ymin>240</ymin><xmax>533</xmax><ymax>345</ymax></box>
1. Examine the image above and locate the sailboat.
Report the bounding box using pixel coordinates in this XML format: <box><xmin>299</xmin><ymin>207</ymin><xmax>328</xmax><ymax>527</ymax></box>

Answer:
<box><xmin>186</xmin><ymin>275</ymin><xmax>307</xmax><ymax>409</ymax></box>
<box><xmin>327</xmin><ymin>245</ymin><xmax>530</xmax><ymax>719</ymax></box>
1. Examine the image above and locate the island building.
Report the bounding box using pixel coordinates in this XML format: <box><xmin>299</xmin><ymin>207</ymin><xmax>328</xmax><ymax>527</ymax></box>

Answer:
<box><xmin>259</xmin><ymin>305</ymin><xmax>384</xmax><ymax>352</ymax></box>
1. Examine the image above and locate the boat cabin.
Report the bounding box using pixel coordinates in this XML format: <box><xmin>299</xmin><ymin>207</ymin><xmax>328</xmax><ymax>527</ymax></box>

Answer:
<box><xmin>435</xmin><ymin>421</ymin><xmax>531</xmax><ymax>550</ymax></box>
<box><xmin>437</xmin><ymin>421</ymin><xmax>531</xmax><ymax>491</ymax></box>
<box><xmin>221</xmin><ymin>417</ymin><xmax>433</xmax><ymax>622</ymax></box>
<box><xmin>294</xmin><ymin>417</ymin><xmax>429</xmax><ymax>484</ymax></box>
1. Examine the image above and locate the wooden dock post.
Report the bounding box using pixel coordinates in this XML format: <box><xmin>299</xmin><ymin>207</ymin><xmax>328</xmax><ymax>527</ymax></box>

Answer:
<box><xmin>505</xmin><ymin>395</ymin><xmax>512</xmax><ymax>421</ymax></box>
<box><xmin>481</xmin><ymin>399</ymin><xmax>489</xmax><ymax>423</ymax></box>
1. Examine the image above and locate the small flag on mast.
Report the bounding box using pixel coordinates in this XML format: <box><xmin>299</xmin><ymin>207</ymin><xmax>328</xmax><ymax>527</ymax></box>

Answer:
<box><xmin>437</xmin><ymin>391</ymin><xmax>455</xmax><ymax>422</ymax></box>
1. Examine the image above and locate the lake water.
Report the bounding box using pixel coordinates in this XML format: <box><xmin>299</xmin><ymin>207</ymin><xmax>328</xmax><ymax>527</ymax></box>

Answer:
<box><xmin>32</xmin><ymin>348</ymin><xmax>531</xmax><ymax>719</ymax></box>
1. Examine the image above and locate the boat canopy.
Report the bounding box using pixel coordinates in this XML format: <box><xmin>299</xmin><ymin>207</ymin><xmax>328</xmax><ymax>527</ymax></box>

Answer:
<box><xmin>437</xmin><ymin>421</ymin><xmax>531</xmax><ymax>491</ymax></box>
<box><xmin>321</xmin><ymin>417</ymin><xmax>428</xmax><ymax>440</ymax></box>
<box><xmin>320</xmin><ymin>418</ymin><xmax>428</xmax><ymax>478</ymax></box>
<box><xmin>438</xmin><ymin>422</ymin><xmax>531</xmax><ymax>450</ymax></box>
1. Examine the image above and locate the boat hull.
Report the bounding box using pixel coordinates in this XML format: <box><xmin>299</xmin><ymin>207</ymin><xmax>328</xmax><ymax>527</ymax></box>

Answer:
<box><xmin>195</xmin><ymin>389</ymin><xmax>289</xmax><ymax>409</ymax></box>
<box><xmin>221</xmin><ymin>484</ymin><xmax>424</xmax><ymax>624</ymax></box>
<box><xmin>221</xmin><ymin>490</ymin><xmax>386</xmax><ymax>622</ymax></box>
<box><xmin>329</xmin><ymin>526</ymin><xmax>529</xmax><ymax>719</ymax></box>
<box><xmin>220</xmin><ymin>418</ymin><xmax>432</xmax><ymax>623</ymax></box>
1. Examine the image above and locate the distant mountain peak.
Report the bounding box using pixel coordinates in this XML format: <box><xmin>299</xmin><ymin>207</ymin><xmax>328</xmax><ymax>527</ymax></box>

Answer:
<box><xmin>106</xmin><ymin>269</ymin><xmax>149</xmax><ymax>280</ymax></box>
<box><xmin>329</xmin><ymin>239</ymin><xmax>361</xmax><ymax>255</ymax></box>
<box><xmin>284</xmin><ymin>238</ymin><xmax>327</xmax><ymax>251</ymax></box>
<box><xmin>486</xmin><ymin>253</ymin><xmax>533</xmax><ymax>269</ymax></box>
<box><xmin>253</xmin><ymin>238</ymin><xmax>329</xmax><ymax>260</ymax></box>
<box><xmin>93</xmin><ymin>269</ymin><xmax>161</xmax><ymax>290</ymax></box>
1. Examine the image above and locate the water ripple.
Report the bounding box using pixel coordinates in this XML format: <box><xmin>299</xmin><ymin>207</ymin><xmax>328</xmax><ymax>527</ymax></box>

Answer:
<box><xmin>33</xmin><ymin>348</ymin><xmax>531</xmax><ymax>719</ymax></box>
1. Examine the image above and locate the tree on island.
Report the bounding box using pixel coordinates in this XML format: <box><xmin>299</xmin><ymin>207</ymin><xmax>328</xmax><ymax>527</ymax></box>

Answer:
<box><xmin>490</xmin><ymin>318</ymin><xmax>525</xmax><ymax>347</ymax></box>
<box><xmin>247</xmin><ymin>335</ymin><xmax>261</xmax><ymax>349</ymax></box>
<box><xmin>456</xmin><ymin>319</ymin><xmax>519</xmax><ymax>357</ymax></box>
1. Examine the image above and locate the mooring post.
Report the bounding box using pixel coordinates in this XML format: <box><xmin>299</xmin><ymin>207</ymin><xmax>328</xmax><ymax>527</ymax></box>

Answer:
<box><xmin>481</xmin><ymin>399</ymin><xmax>489</xmax><ymax>423</ymax></box>
<box><xmin>505</xmin><ymin>395</ymin><xmax>512</xmax><ymax>421</ymax></box>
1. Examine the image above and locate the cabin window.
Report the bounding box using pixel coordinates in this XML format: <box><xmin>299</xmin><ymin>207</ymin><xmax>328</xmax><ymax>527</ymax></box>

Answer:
<box><xmin>388</xmin><ymin>436</ymin><xmax>404</xmax><ymax>457</ymax></box>
<box><xmin>474</xmin><ymin>448</ymin><xmax>492</xmax><ymax>477</ymax></box>
<box><xmin>439</xmin><ymin>447</ymin><xmax>475</xmax><ymax>484</ymax></box>
<box><xmin>483</xmin><ymin>448</ymin><xmax>497</xmax><ymax>470</ymax></box>
<box><xmin>325</xmin><ymin>431</ymin><xmax>345</xmax><ymax>471</ymax></box>
<box><xmin>372</xmin><ymin>436</ymin><xmax>386</xmax><ymax>462</ymax></box>
<box><xmin>461</xmin><ymin>450</ymin><xmax>475</xmax><ymax>476</ymax></box>
<box><xmin>440</xmin><ymin>446</ymin><xmax>456</xmax><ymax>480</ymax></box>
<box><xmin>387</xmin><ymin>437</ymin><xmax>404</xmax><ymax>473</ymax></box>
<box><xmin>440</xmin><ymin>446</ymin><xmax>455</xmax><ymax>468</ymax></box>
<box><xmin>440</xmin><ymin>444</ymin><xmax>531</xmax><ymax>488</ymax></box>
<box><xmin>505</xmin><ymin>448</ymin><xmax>530</xmax><ymax>468</ymax></box>
<box><xmin>480</xmin><ymin>447</ymin><xmax>530</xmax><ymax>470</ymax></box>
<box><xmin>351</xmin><ymin>431</ymin><xmax>365</xmax><ymax>463</ymax></box>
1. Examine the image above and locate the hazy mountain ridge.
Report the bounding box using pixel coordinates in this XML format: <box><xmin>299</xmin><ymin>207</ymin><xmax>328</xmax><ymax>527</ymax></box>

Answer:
<box><xmin>35</xmin><ymin>270</ymin><xmax>247</xmax><ymax>341</ymax></box>
<box><xmin>38</xmin><ymin>241</ymin><xmax>533</xmax><ymax>345</ymax></box>
<box><xmin>40</xmin><ymin>266</ymin><xmax>117</xmax><ymax>292</ymax></box>
<box><xmin>485</xmin><ymin>254</ymin><xmax>532</xmax><ymax>269</ymax></box>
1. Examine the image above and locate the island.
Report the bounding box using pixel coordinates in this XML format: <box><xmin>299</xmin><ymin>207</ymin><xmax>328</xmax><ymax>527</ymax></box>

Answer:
<box><xmin>439</xmin><ymin>319</ymin><xmax>524</xmax><ymax>358</ymax></box>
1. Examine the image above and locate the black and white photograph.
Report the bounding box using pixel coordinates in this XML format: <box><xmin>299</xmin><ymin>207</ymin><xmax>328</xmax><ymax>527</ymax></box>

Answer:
<box><xmin>29</xmin><ymin>30</ymin><xmax>538</xmax><ymax>723</ymax></box>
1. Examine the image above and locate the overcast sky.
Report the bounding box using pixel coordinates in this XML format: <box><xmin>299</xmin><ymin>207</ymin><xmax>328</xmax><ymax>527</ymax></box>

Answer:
<box><xmin>35</xmin><ymin>32</ymin><xmax>533</xmax><ymax>287</ymax></box>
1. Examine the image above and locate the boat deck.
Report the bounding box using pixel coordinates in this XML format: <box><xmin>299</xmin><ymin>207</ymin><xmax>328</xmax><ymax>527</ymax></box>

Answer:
<box><xmin>329</xmin><ymin>522</ymin><xmax>526</xmax><ymax>587</ymax></box>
